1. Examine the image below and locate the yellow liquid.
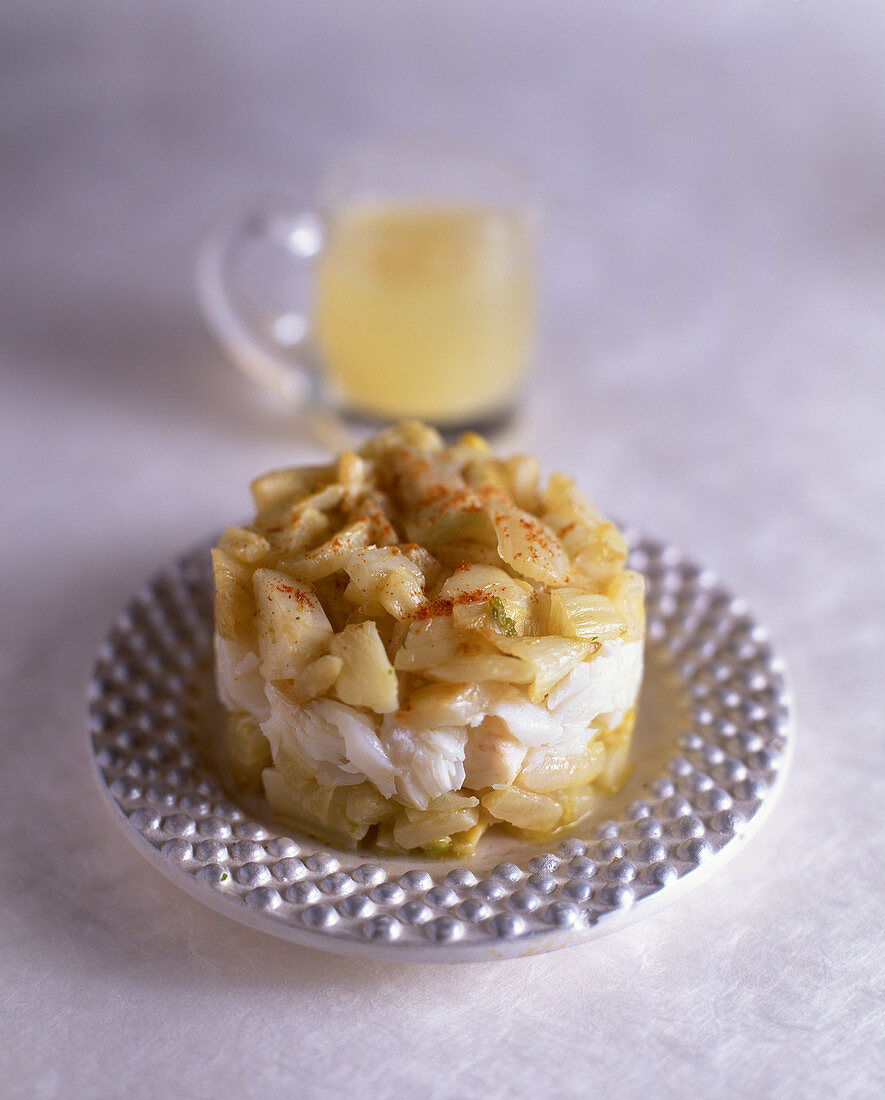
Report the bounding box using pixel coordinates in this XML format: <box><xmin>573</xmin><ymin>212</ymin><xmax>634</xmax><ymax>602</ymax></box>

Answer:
<box><xmin>315</xmin><ymin>203</ymin><xmax>534</xmax><ymax>424</ymax></box>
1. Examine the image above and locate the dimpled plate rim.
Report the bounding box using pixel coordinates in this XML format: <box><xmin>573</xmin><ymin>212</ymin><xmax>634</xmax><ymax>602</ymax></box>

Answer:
<box><xmin>87</xmin><ymin>533</ymin><xmax>793</xmax><ymax>963</ymax></box>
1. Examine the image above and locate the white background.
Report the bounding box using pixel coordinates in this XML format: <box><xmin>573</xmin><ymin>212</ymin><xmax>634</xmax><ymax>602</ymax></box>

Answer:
<box><xmin>2</xmin><ymin>3</ymin><xmax>883</xmax><ymax>1097</ymax></box>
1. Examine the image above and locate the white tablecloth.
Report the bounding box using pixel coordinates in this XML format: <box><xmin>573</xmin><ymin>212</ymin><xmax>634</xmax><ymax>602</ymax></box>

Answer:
<box><xmin>3</xmin><ymin>4</ymin><xmax>883</xmax><ymax>1096</ymax></box>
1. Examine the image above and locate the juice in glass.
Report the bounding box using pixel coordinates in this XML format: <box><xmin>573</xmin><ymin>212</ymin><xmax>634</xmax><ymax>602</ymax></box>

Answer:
<box><xmin>315</xmin><ymin>203</ymin><xmax>534</xmax><ymax>425</ymax></box>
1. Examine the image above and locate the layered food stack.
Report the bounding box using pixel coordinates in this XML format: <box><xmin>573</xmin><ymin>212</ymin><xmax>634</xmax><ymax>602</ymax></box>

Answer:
<box><xmin>212</xmin><ymin>421</ymin><xmax>644</xmax><ymax>856</ymax></box>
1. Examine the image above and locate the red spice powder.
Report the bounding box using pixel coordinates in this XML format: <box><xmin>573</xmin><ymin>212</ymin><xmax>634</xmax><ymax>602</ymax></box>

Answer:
<box><xmin>272</xmin><ymin>580</ymin><xmax>313</xmax><ymax>606</ymax></box>
<box><xmin>412</xmin><ymin>588</ymin><xmax>489</xmax><ymax>620</ymax></box>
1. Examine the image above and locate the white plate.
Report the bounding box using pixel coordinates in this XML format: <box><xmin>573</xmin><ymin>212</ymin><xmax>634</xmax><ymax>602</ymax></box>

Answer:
<box><xmin>88</xmin><ymin>534</ymin><xmax>792</xmax><ymax>963</ymax></box>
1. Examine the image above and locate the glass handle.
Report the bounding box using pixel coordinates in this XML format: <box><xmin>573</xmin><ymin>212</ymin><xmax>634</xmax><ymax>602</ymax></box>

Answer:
<box><xmin>197</xmin><ymin>203</ymin><xmax>324</xmax><ymax>405</ymax></box>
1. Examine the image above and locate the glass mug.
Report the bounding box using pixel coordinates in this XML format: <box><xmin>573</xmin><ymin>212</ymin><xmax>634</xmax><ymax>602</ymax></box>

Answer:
<box><xmin>198</xmin><ymin>145</ymin><xmax>537</xmax><ymax>429</ymax></box>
